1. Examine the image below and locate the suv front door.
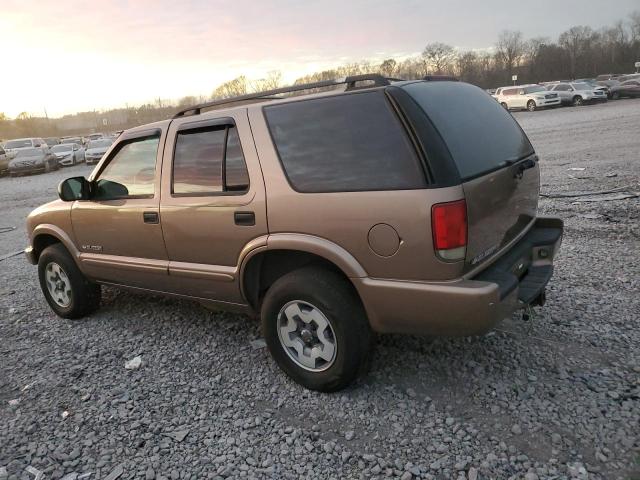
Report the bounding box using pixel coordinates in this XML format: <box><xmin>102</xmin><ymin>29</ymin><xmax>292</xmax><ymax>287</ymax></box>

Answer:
<box><xmin>71</xmin><ymin>126</ymin><xmax>171</xmax><ymax>290</ymax></box>
<box><xmin>159</xmin><ymin>110</ymin><xmax>267</xmax><ymax>306</ymax></box>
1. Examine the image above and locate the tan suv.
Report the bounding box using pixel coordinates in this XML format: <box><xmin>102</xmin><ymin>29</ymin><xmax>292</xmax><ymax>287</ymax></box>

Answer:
<box><xmin>25</xmin><ymin>75</ymin><xmax>563</xmax><ymax>391</ymax></box>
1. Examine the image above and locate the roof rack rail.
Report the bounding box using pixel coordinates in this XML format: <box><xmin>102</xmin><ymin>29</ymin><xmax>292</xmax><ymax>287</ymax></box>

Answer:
<box><xmin>173</xmin><ymin>74</ymin><xmax>397</xmax><ymax>118</ymax></box>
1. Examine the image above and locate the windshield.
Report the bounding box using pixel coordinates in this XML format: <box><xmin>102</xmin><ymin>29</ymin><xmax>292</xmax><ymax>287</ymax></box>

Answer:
<box><xmin>402</xmin><ymin>81</ymin><xmax>533</xmax><ymax>180</ymax></box>
<box><xmin>5</xmin><ymin>139</ymin><xmax>32</xmax><ymax>149</ymax></box>
<box><xmin>16</xmin><ymin>148</ymin><xmax>42</xmax><ymax>157</ymax></box>
<box><xmin>573</xmin><ymin>83</ymin><xmax>591</xmax><ymax>90</ymax></box>
<box><xmin>88</xmin><ymin>139</ymin><xmax>112</xmax><ymax>149</ymax></box>
<box><xmin>523</xmin><ymin>85</ymin><xmax>547</xmax><ymax>94</ymax></box>
<box><xmin>61</xmin><ymin>138</ymin><xmax>81</xmax><ymax>144</ymax></box>
<box><xmin>51</xmin><ymin>144</ymin><xmax>73</xmax><ymax>152</ymax></box>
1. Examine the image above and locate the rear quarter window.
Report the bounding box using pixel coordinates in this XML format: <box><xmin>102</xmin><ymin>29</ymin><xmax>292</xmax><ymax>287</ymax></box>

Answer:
<box><xmin>264</xmin><ymin>91</ymin><xmax>426</xmax><ymax>193</ymax></box>
<box><xmin>402</xmin><ymin>82</ymin><xmax>534</xmax><ymax>181</ymax></box>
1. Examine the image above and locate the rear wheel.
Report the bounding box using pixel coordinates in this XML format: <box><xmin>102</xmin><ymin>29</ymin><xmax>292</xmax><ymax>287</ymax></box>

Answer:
<box><xmin>526</xmin><ymin>100</ymin><xmax>536</xmax><ymax>112</ymax></box>
<box><xmin>500</xmin><ymin>102</ymin><xmax>508</xmax><ymax>109</ymax></box>
<box><xmin>611</xmin><ymin>92</ymin><xmax>620</xmax><ymax>100</ymax></box>
<box><xmin>573</xmin><ymin>95</ymin><xmax>584</xmax><ymax>106</ymax></box>
<box><xmin>44</xmin><ymin>161</ymin><xmax>51</xmax><ymax>173</ymax></box>
<box><xmin>38</xmin><ymin>244</ymin><xmax>101</xmax><ymax>319</ymax></box>
<box><xmin>261</xmin><ymin>267</ymin><xmax>372</xmax><ymax>392</ymax></box>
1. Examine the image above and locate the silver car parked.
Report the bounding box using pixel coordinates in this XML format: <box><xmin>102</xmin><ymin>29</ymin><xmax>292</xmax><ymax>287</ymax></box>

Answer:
<box><xmin>547</xmin><ymin>82</ymin><xmax>607</xmax><ymax>106</ymax></box>
<box><xmin>51</xmin><ymin>143</ymin><xmax>85</xmax><ymax>166</ymax></box>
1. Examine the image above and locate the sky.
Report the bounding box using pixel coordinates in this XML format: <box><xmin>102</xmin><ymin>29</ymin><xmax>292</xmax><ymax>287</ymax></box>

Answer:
<box><xmin>1</xmin><ymin>0</ymin><xmax>638</xmax><ymax>118</ymax></box>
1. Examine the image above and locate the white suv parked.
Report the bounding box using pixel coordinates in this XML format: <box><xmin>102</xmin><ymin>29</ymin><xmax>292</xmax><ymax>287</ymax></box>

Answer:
<box><xmin>493</xmin><ymin>84</ymin><xmax>561</xmax><ymax>111</ymax></box>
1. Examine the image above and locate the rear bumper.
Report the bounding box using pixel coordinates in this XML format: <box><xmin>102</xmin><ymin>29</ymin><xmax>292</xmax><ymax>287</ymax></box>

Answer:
<box><xmin>354</xmin><ymin>217</ymin><xmax>563</xmax><ymax>336</ymax></box>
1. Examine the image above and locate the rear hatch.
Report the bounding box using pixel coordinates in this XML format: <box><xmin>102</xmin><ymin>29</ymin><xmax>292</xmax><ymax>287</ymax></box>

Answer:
<box><xmin>400</xmin><ymin>81</ymin><xmax>539</xmax><ymax>271</ymax></box>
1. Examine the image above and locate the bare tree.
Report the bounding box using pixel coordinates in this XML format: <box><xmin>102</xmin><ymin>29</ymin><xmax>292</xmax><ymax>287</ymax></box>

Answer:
<box><xmin>212</xmin><ymin>76</ymin><xmax>248</xmax><ymax>99</ymax></box>
<box><xmin>422</xmin><ymin>42</ymin><xmax>456</xmax><ymax>74</ymax></box>
<box><xmin>559</xmin><ymin>26</ymin><xmax>596</xmax><ymax>78</ymax></box>
<box><xmin>379</xmin><ymin>58</ymin><xmax>397</xmax><ymax>77</ymax></box>
<box><xmin>496</xmin><ymin>30</ymin><xmax>525</xmax><ymax>77</ymax></box>
<box><xmin>251</xmin><ymin>70</ymin><xmax>283</xmax><ymax>92</ymax></box>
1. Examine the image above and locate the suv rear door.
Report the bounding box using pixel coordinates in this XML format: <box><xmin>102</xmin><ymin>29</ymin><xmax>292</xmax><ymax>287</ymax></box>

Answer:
<box><xmin>398</xmin><ymin>81</ymin><xmax>539</xmax><ymax>272</ymax></box>
<box><xmin>159</xmin><ymin>109</ymin><xmax>267</xmax><ymax>304</ymax></box>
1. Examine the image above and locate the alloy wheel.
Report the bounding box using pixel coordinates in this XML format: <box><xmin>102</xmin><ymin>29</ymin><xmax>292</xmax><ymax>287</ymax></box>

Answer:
<box><xmin>45</xmin><ymin>262</ymin><xmax>72</xmax><ymax>308</ymax></box>
<box><xmin>277</xmin><ymin>300</ymin><xmax>337</xmax><ymax>372</ymax></box>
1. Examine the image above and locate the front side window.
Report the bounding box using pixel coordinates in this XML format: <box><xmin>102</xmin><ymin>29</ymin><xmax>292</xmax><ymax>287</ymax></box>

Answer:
<box><xmin>93</xmin><ymin>136</ymin><xmax>159</xmax><ymax>200</ymax></box>
<box><xmin>264</xmin><ymin>91</ymin><xmax>425</xmax><ymax>193</ymax></box>
<box><xmin>172</xmin><ymin>124</ymin><xmax>249</xmax><ymax>195</ymax></box>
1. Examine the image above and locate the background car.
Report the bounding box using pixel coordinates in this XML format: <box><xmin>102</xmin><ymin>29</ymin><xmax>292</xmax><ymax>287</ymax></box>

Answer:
<box><xmin>574</xmin><ymin>78</ymin><xmax>610</xmax><ymax>96</ymax></box>
<box><xmin>60</xmin><ymin>137</ymin><xmax>84</xmax><ymax>146</ymax></box>
<box><xmin>609</xmin><ymin>80</ymin><xmax>640</xmax><ymax>99</ymax></box>
<box><xmin>8</xmin><ymin>147</ymin><xmax>59</xmax><ymax>176</ymax></box>
<box><xmin>3</xmin><ymin>137</ymin><xmax>47</xmax><ymax>155</ymax></box>
<box><xmin>548</xmin><ymin>82</ymin><xmax>607</xmax><ymax>105</ymax></box>
<box><xmin>51</xmin><ymin>143</ymin><xmax>85</xmax><ymax>166</ymax></box>
<box><xmin>44</xmin><ymin>137</ymin><xmax>60</xmax><ymax>147</ymax></box>
<box><xmin>85</xmin><ymin>133</ymin><xmax>104</xmax><ymax>142</ymax></box>
<box><xmin>84</xmin><ymin>138</ymin><xmax>113</xmax><ymax>164</ymax></box>
<box><xmin>494</xmin><ymin>84</ymin><xmax>561</xmax><ymax>111</ymax></box>
<box><xmin>0</xmin><ymin>145</ymin><xmax>10</xmax><ymax>175</ymax></box>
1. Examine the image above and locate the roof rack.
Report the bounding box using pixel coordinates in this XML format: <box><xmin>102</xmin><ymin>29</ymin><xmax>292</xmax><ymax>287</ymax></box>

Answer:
<box><xmin>173</xmin><ymin>74</ymin><xmax>397</xmax><ymax>118</ymax></box>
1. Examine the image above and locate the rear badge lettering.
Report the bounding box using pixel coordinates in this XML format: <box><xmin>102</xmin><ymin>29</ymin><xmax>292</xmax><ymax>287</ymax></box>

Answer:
<box><xmin>471</xmin><ymin>245</ymin><xmax>498</xmax><ymax>265</ymax></box>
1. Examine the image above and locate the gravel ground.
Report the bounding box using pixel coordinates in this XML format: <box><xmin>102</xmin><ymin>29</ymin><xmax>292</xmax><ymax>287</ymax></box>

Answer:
<box><xmin>1</xmin><ymin>99</ymin><xmax>639</xmax><ymax>480</ymax></box>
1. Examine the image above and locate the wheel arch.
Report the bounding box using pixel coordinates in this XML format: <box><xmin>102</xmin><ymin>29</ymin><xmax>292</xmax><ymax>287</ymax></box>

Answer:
<box><xmin>31</xmin><ymin>225</ymin><xmax>81</xmax><ymax>264</ymax></box>
<box><xmin>239</xmin><ymin>234</ymin><xmax>367</xmax><ymax>311</ymax></box>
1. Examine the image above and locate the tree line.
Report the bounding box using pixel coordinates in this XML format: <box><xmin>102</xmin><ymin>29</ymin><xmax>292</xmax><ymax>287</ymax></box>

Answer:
<box><xmin>2</xmin><ymin>11</ymin><xmax>638</xmax><ymax>139</ymax></box>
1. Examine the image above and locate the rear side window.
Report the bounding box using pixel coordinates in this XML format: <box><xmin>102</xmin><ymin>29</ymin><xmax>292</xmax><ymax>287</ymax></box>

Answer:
<box><xmin>402</xmin><ymin>82</ymin><xmax>534</xmax><ymax>181</ymax></box>
<box><xmin>264</xmin><ymin>91</ymin><xmax>426</xmax><ymax>193</ymax></box>
<box><xmin>172</xmin><ymin>125</ymin><xmax>249</xmax><ymax>195</ymax></box>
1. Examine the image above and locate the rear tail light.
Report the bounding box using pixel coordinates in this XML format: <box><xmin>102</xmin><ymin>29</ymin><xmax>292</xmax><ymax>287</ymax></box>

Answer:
<box><xmin>432</xmin><ymin>199</ymin><xmax>467</xmax><ymax>261</ymax></box>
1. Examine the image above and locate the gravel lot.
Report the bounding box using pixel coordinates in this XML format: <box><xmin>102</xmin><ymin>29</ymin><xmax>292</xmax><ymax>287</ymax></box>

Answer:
<box><xmin>1</xmin><ymin>99</ymin><xmax>639</xmax><ymax>480</ymax></box>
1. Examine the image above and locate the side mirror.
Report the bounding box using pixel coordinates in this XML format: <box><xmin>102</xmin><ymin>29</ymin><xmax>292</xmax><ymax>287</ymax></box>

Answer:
<box><xmin>59</xmin><ymin>176</ymin><xmax>90</xmax><ymax>201</ymax></box>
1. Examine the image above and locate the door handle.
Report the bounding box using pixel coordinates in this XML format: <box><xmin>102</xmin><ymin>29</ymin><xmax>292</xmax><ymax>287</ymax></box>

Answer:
<box><xmin>143</xmin><ymin>211</ymin><xmax>159</xmax><ymax>224</ymax></box>
<box><xmin>234</xmin><ymin>211</ymin><xmax>255</xmax><ymax>226</ymax></box>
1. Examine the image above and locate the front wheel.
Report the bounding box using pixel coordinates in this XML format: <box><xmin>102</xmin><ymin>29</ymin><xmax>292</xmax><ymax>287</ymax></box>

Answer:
<box><xmin>44</xmin><ymin>161</ymin><xmax>51</xmax><ymax>173</ymax></box>
<box><xmin>573</xmin><ymin>96</ymin><xmax>584</xmax><ymax>106</ymax></box>
<box><xmin>261</xmin><ymin>267</ymin><xmax>372</xmax><ymax>392</ymax></box>
<box><xmin>38</xmin><ymin>243</ymin><xmax>101</xmax><ymax>319</ymax></box>
<box><xmin>526</xmin><ymin>100</ymin><xmax>536</xmax><ymax>112</ymax></box>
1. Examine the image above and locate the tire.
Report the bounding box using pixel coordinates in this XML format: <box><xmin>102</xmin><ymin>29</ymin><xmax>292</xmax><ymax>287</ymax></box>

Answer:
<box><xmin>261</xmin><ymin>267</ymin><xmax>372</xmax><ymax>392</ymax></box>
<box><xmin>526</xmin><ymin>100</ymin><xmax>536</xmax><ymax>112</ymax></box>
<box><xmin>611</xmin><ymin>92</ymin><xmax>620</xmax><ymax>100</ymax></box>
<box><xmin>38</xmin><ymin>243</ymin><xmax>101</xmax><ymax>319</ymax></box>
<box><xmin>573</xmin><ymin>95</ymin><xmax>583</xmax><ymax>106</ymax></box>
<box><xmin>500</xmin><ymin>102</ymin><xmax>508</xmax><ymax>109</ymax></box>
<box><xmin>44</xmin><ymin>161</ymin><xmax>51</xmax><ymax>173</ymax></box>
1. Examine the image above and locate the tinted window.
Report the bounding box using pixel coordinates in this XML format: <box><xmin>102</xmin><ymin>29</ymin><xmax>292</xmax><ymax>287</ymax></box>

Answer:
<box><xmin>173</xmin><ymin>127</ymin><xmax>225</xmax><ymax>194</ymax></box>
<box><xmin>502</xmin><ymin>88</ymin><xmax>517</xmax><ymax>96</ymax></box>
<box><xmin>94</xmin><ymin>136</ymin><xmax>159</xmax><ymax>200</ymax></box>
<box><xmin>264</xmin><ymin>91</ymin><xmax>425</xmax><ymax>193</ymax></box>
<box><xmin>5</xmin><ymin>139</ymin><xmax>32</xmax><ymax>149</ymax></box>
<box><xmin>403</xmin><ymin>82</ymin><xmax>534</xmax><ymax>181</ymax></box>
<box><xmin>225</xmin><ymin>127</ymin><xmax>249</xmax><ymax>191</ymax></box>
<box><xmin>172</xmin><ymin>125</ymin><xmax>249</xmax><ymax>195</ymax></box>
